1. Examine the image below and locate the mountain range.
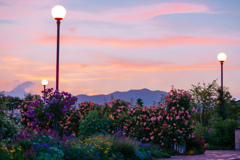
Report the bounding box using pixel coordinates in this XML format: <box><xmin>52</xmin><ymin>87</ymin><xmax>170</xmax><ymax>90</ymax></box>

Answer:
<box><xmin>76</xmin><ymin>88</ymin><xmax>167</xmax><ymax>107</ymax></box>
<box><xmin>5</xmin><ymin>82</ymin><xmax>240</xmax><ymax>107</ymax></box>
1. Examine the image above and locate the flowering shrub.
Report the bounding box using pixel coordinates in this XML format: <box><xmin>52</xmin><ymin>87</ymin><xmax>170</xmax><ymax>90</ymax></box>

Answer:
<box><xmin>121</xmin><ymin>87</ymin><xmax>196</xmax><ymax>149</ymax></box>
<box><xmin>103</xmin><ymin>99</ymin><xmax>131</xmax><ymax>134</ymax></box>
<box><xmin>76</xmin><ymin>87</ymin><xmax>196</xmax><ymax>150</ymax></box>
<box><xmin>185</xmin><ymin>133</ymin><xmax>207</xmax><ymax>154</ymax></box>
<box><xmin>19</xmin><ymin>88</ymin><xmax>78</xmax><ymax>136</ymax></box>
<box><xmin>43</xmin><ymin>88</ymin><xmax>78</xmax><ymax>121</ymax></box>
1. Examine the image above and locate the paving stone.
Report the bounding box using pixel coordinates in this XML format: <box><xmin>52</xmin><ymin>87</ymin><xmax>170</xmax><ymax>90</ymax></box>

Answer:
<box><xmin>155</xmin><ymin>150</ymin><xmax>240</xmax><ymax>160</ymax></box>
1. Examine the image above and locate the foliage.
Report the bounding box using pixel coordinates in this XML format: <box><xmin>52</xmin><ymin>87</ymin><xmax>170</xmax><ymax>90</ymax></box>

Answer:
<box><xmin>150</xmin><ymin>150</ymin><xmax>171</xmax><ymax>158</ymax></box>
<box><xmin>1</xmin><ymin>87</ymin><xmax>211</xmax><ymax>159</ymax></box>
<box><xmin>24</xmin><ymin>93</ymin><xmax>41</xmax><ymax>101</ymax></box>
<box><xmin>0</xmin><ymin>112</ymin><xmax>19</xmax><ymax>142</ymax></box>
<box><xmin>190</xmin><ymin>80</ymin><xmax>218</xmax><ymax>124</ymax></box>
<box><xmin>136</xmin><ymin>98</ymin><xmax>144</xmax><ymax>107</ymax></box>
<box><xmin>124</xmin><ymin>87</ymin><xmax>196</xmax><ymax>149</ymax></box>
<box><xmin>186</xmin><ymin>133</ymin><xmax>207</xmax><ymax>154</ymax></box>
<box><xmin>43</xmin><ymin>88</ymin><xmax>78</xmax><ymax>122</ymax></box>
<box><xmin>215</xmin><ymin>87</ymin><xmax>238</xmax><ymax>120</ymax></box>
<box><xmin>78</xmin><ymin>109</ymin><xmax>112</xmax><ymax>137</ymax></box>
<box><xmin>19</xmin><ymin>88</ymin><xmax>78</xmax><ymax>136</ymax></box>
<box><xmin>208</xmin><ymin>116</ymin><xmax>238</xmax><ymax>148</ymax></box>
<box><xmin>206</xmin><ymin>145</ymin><xmax>233</xmax><ymax>150</ymax></box>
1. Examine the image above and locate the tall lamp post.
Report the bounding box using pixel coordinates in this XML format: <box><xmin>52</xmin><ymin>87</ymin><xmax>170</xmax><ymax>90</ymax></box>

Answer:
<box><xmin>41</xmin><ymin>79</ymin><xmax>48</xmax><ymax>101</ymax></box>
<box><xmin>217</xmin><ymin>52</ymin><xmax>227</xmax><ymax>94</ymax></box>
<box><xmin>51</xmin><ymin>5</ymin><xmax>66</xmax><ymax>91</ymax></box>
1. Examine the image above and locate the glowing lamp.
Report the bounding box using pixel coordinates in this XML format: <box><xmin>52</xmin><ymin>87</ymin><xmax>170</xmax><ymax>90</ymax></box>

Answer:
<box><xmin>41</xmin><ymin>79</ymin><xmax>48</xmax><ymax>86</ymax></box>
<box><xmin>51</xmin><ymin>5</ymin><xmax>66</xmax><ymax>20</ymax></box>
<box><xmin>217</xmin><ymin>52</ymin><xmax>227</xmax><ymax>62</ymax></box>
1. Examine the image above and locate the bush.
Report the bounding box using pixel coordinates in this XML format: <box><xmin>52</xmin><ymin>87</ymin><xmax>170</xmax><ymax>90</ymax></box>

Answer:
<box><xmin>151</xmin><ymin>150</ymin><xmax>171</xmax><ymax>158</ymax></box>
<box><xmin>19</xmin><ymin>89</ymin><xmax>79</xmax><ymax>136</ymax></box>
<box><xmin>186</xmin><ymin>133</ymin><xmax>207</xmax><ymax>154</ymax></box>
<box><xmin>123</xmin><ymin>87</ymin><xmax>195</xmax><ymax>149</ymax></box>
<box><xmin>207</xmin><ymin>145</ymin><xmax>232</xmax><ymax>150</ymax></box>
<box><xmin>78</xmin><ymin>109</ymin><xmax>112</xmax><ymax>138</ymax></box>
<box><xmin>208</xmin><ymin>117</ymin><xmax>238</xmax><ymax>148</ymax></box>
<box><xmin>0</xmin><ymin>112</ymin><xmax>19</xmax><ymax>142</ymax></box>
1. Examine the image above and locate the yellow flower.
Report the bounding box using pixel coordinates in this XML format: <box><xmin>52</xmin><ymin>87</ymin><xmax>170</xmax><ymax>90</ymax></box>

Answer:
<box><xmin>109</xmin><ymin>115</ymin><xmax>114</xmax><ymax>120</ymax></box>
<box><xmin>107</xmin><ymin>148</ymin><xmax>109</xmax><ymax>150</ymax></box>
<box><xmin>104</xmin><ymin>150</ymin><xmax>108</xmax><ymax>154</ymax></box>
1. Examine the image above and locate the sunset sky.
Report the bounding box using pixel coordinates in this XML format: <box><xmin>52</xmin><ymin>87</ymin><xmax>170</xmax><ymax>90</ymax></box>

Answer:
<box><xmin>0</xmin><ymin>0</ymin><xmax>240</xmax><ymax>100</ymax></box>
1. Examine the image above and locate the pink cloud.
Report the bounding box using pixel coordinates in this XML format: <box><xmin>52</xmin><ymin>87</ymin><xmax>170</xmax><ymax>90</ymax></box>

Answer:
<box><xmin>68</xmin><ymin>2</ymin><xmax>214</xmax><ymax>21</ymax></box>
<box><xmin>37</xmin><ymin>33</ymin><xmax>240</xmax><ymax>48</ymax></box>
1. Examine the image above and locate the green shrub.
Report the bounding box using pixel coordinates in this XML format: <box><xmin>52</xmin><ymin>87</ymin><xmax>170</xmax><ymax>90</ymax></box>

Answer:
<box><xmin>163</xmin><ymin>148</ymin><xmax>182</xmax><ymax>155</ymax></box>
<box><xmin>78</xmin><ymin>109</ymin><xmax>112</xmax><ymax>138</ymax></box>
<box><xmin>0</xmin><ymin>112</ymin><xmax>19</xmax><ymax>142</ymax></box>
<box><xmin>150</xmin><ymin>150</ymin><xmax>171</xmax><ymax>158</ymax></box>
<box><xmin>207</xmin><ymin>145</ymin><xmax>232</xmax><ymax>150</ymax></box>
<box><xmin>208</xmin><ymin>117</ymin><xmax>238</xmax><ymax>148</ymax></box>
<box><xmin>110</xmin><ymin>136</ymin><xmax>137</xmax><ymax>159</ymax></box>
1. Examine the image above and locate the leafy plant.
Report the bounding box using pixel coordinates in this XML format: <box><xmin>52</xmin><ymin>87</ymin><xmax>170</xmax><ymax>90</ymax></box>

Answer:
<box><xmin>78</xmin><ymin>109</ymin><xmax>112</xmax><ymax>137</ymax></box>
<box><xmin>208</xmin><ymin>116</ymin><xmax>238</xmax><ymax>148</ymax></box>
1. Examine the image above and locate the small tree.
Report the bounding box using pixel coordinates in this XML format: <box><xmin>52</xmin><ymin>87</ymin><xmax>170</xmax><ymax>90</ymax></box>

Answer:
<box><xmin>110</xmin><ymin>95</ymin><xmax>114</xmax><ymax>101</ymax></box>
<box><xmin>215</xmin><ymin>86</ymin><xmax>237</xmax><ymax>120</ymax></box>
<box><xmin>190</xmin><ymin>80</ymin><xmax>218</xmax><ymax>124</ymax></box>
<box><xmin>136</xmin><ymin>98</ymin><xmax>144</xmax><ymax>107</ymax></box>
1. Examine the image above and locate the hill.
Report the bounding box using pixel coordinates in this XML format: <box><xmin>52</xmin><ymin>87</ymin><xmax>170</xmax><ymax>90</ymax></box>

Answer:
<box><xmin>76</xmin><ymin>88</ymin><xmax>167</xmax><ymax>107</ymax></box>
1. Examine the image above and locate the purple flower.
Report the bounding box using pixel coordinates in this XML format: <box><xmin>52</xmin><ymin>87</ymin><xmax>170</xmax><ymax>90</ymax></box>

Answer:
<box><xmin>46</xmin><ymin>112</ymin><xmax>49</xmax><ymax>119</ymax></box>
<box><xmin>50</xmin><ymin>113</ymin><xmax>55</xmax><ymax>118</ymax></box>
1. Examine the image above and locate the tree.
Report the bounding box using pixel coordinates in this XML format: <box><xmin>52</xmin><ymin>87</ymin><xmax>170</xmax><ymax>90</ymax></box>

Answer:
<box><xmin>190</xmin><ymin>80</ymin><xmax>218</xmax><ymax>124</ymax></box>
<box><xmin>215</xmin><ymin>86</ymin><xmax>237</xmax><ymax>120</ymax></box>
<box><xmin>136</xmin><ymin>98</ymin><xmax>144</xmax><ymax>107</ymax></box>
<box><xmin>110</xmin><ymin>95</ymin><xmax>114</xmax><ymax>101</ymax></box>
<box><xmin>153</xmin><ymin>101</ymin><xmax>156</xmax><ymax>105</ymax></box>
<box><xmin>24</xmin><ymin>93</ymin><xmax>41</xmax><ymax>101</ymax></box>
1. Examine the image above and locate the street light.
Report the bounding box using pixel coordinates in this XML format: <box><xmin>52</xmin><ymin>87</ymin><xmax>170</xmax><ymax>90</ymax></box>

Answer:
<box><xmin>41</xmin><ymin>79</ymin><xmax>48</xmax><ymax>101</ymax></box>
<box><xmin>51</xmin><ymin>5</ymin><xmax>66</xmax><ymax>91</ymax></box>
<box><xmin>217</xmin><ymin>52</ymin><xmax>227</xmax><ymax>93</ymax></box>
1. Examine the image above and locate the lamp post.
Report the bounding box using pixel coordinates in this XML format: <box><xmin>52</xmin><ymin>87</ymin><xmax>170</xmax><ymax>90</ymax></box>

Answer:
<box><xmin>51</xmin><ymin>5</ymin><xmax>66</xmax><ymax>91</ymax></box>
<box><xmin>41</xmin><ymin>79</ymin><xmax>48</xmax><ymax>101</ymax></box>
<box><xmin>217</xmin><ymin>52</ymin><xmax>227</xmax><ymax>94</ymax></box>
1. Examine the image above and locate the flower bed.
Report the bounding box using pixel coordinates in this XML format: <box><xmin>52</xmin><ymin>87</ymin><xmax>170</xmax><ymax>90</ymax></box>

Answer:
<box><xmin>0</xmin><ymin>87</ymin><xmax>206</xmax><ymax>159</ymax></box>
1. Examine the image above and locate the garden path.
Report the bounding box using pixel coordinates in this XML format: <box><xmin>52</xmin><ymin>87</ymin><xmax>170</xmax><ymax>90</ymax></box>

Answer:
<box><xmin>156</xmin><ymin>150</ymin><xmax>240</xmax><ymax>160</ymax></box>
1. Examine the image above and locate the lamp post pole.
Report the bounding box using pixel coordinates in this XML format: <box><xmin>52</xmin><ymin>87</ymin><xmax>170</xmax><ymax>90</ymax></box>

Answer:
<box><xmin>56</xmin><ymin>19</ymin><xmax>61</xmax><ymax>90</ymax></box>
<box><xmin>43</xmin><ymin>85</ymin><xmax>46</xmax><ymax>101</ymax></box>
<box><xmin>220</xmin><ymin>61</ymin><xmax>223</xmax><ymax>94</ymax></box>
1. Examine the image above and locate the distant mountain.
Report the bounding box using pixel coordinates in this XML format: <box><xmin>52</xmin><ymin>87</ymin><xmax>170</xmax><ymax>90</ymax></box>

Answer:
<box><xmin>5</xmin><ymin>81</ymin><xmax>34</xmax><ymax>99</ymax></box>
<box><xmin>236</xmin><ymin>100</ymin><xmax>240</xmax><ymax>103</ymax></box>
<box><xmin>76</xmin><ymin>88</ymin><xmax>167</xmax><ymax>107</ymax></box>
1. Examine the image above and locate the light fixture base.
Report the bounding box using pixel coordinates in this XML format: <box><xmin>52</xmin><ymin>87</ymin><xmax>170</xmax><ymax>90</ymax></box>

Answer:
<box><xmin>55</xmin><ymin>18</ymin><xmax>63</xmax><ymax>20</ymax></box>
